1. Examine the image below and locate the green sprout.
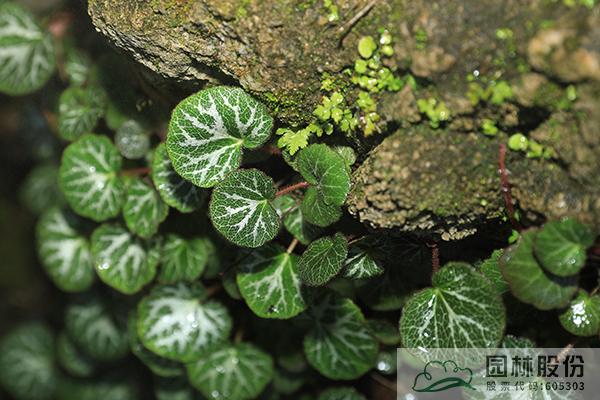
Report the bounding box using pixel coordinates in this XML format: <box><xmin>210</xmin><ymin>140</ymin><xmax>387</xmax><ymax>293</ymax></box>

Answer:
<box><xmin>417</xmin><ymin>97</ymin><xmax>451</xmax><ymax>129</ymax></box>
<box><xmin>481</xmin><ymin>119</ymin><xmax>499</xmax><ymax>136</ymax></box>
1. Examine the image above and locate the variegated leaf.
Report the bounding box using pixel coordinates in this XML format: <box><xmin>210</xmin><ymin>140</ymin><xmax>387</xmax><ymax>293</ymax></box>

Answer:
<box><xmin>209</xmin><ymin>168</ymin><xmax>280</xmax><ymax>248</ymax></box>
<box><xmin>36</xmin><ymin>207</ymin><xmax>95</xmax><ymax>292</ymax></box>
<box><xmin>158</xmin><ymin>234</ymin><xmax>209</xmax><ymax>283</ymax></box>
<box><xmin>137</xmin><ymin>282</ymin><xmax>232</xmax><ymax>362</ymax></box>
<box><xmin>59</xmin><ymin>134</ymin><xmax>125</xmax><ymax>221</ymax></box>
<box><xmin>237</xmin><ymin>244</ymin><xmax>306</xmax><ymax>319</ymax></box>
<box><xmin>167</xmin><ymin>86</ymin><xmax>273</xmax><ymax>187</ymax></box>
<box><xmin>91</xmin><ymin>223</ymin><xmax>161</xmax><ymax>294</ymax></box>
<box><xmin>123</xmin><ymin>178</ymin><xmax>169</xmax><ymax>238</ymax></box>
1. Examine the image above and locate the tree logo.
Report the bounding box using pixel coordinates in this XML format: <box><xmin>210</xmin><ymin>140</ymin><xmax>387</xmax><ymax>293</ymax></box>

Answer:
<box><xmin>412</xmin><ymin>360</ymin><xmax>475</xmax><ymax>392</ymax></box>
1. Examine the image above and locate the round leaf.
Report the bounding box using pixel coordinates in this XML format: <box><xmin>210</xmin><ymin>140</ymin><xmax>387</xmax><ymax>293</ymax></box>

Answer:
<box><xmin>273</xmin><ymin>195</ymin><xmax>322</xmax><ymax>245</ymax></box>
<box><xmin>236</xmin><ymin>244</ymin><xmax>306</xmax><ymax>319</ymax></box>
<box><xmin>158</xmin><ymin>234</ymin><xmax>209</xmax><ymax>284</ymax></box>
<box><xmin>20</xmin><ymin>164</ymin><xmax>62</xmax><ymax>215</ymax></box>
<box><xmin>304</xmin><ymin>292</ymin><xmax>378</xmax><ymax>380</ymax></box>
<box><xmin>115</xmin><ymin>120</ymin><xmax>150</xmax><ymax>160</ymax></box>
<box><xmin>64</xmin><ymin>46</ymin><xmax>92</xmax><ymax>86</ymax></box>
<box><xmin>187</xmin><ymin>343</ymin><xmax>274</xmax><ymax>400</ymax></box>
<box><xmin>209</xmin><ymin>168</ymin><xmax>280</xmax><ymax>248</ymax></box>
<box><xmin>298</xmin><ymin>233</ymin><xmax>348</xmax><ymax>286</ymax></box>
<box><xmin>137</xmin><ymin>282</ymin><xmax>232</xmax><ymax>362</ymax></box>
<box><xmin>559</xmin><ymin>290</ymin><xmax>600</xmax><ymax>337</ymax></box>
<box><xmin>400</xmin><ymin>262</ymin><xmax>505</xmax><ymax>351</ymax></box>
<box><xmin>300</xmin><ymin>187</ymin><xmax>342</xmax><ymax>227</ymax></box>
<box><xmin>128</xmin><ymin>311</ymin><xmax>183</xmax><ymax>377</ymax></box>
<box><xmin>478</xmin><ymin>249</ymin><xmax>508</xmax><ymax>294</ymax></box>
<box><xmin>0</xmin><ymin>323</ymin><xmax>57</xmax><ymax>400</ymax></box>
<box><xmin>65</xmin><ymin>294</ymin><xmax>129</xmax><ymax>361</ymax></box>
<box><xmin>297</xmin><ymin>144</ymin><xmax>350</xmax><ymax>206</ymax></box>
<box><xmin>59</xmin><ymin>134</ymin><xmax>125</xmax><ymax>221</ymax></box>
<box><xmin>91</xmin><ymin>223</ymin><xmax>161</xmax><ymax>294</ymax></box>
<box><xmin>500</xmin><ymin>230</ymin><xmax>578</xmax><ymax>310</ymax></box>
<box><xmin>534</xmin><ymin>219</ymin><xmax>595</xmax><ymax>277</ymax></box>
<box><xmin>152</xmin><ymin>143</ymin><xmax>205</xmax><ymax>213</ymax></box>
<box><xmin>0</xmin><ymin>3</ymin><xmax>55</xmax><ymax>95</ymax></box>
<box><xmin>123</xmin><ymin>178</ymin><xmax>169</xmax><ymax>238</ymax></box>
<box><xmin>167</xmin><ymin>86</ymin><xmax>273</xmax><ymax>187</ymax></box>
<box><xmin>56</xmin><ymin>332</ymin><xmax>95</xmax><ymax>378</ymax></box>
<box><xmin>342</xmin><ymin>238</ymin><xmax>384</xmax><ymax>279</ymax></box>
<box><xmin>36</xmin><ymin>207</ymin><xmax>95</xmax><ymax>292</ymax></box>
<box><xmin>58</xmin><ymin>85</ymin><xmax>106</xmax><ymax>141</ymax></box>
<box><xmin>367</xmin><ymin>319</ymin><xmax>401</xmax><ymax>346</ymax></box>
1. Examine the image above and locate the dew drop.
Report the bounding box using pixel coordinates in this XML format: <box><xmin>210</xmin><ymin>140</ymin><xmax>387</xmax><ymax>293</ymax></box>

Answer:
<box><xmin>98</xmin><ymin>262</ymin><xmax>110</xmax><ymax>270</ymax></box>
<box><xmin>211</xmin><ymin>390</ymin><xmax>220</xmax><ymax>399</ymax></box>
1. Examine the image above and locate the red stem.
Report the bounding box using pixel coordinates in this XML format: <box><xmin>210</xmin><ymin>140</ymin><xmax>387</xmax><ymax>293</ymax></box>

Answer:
<box><xmin>275</xmin><ymin>181</ymin><xmax>309</xmax><ymax>197</ymax></box>
<box><xmin>498</xmin><ymin>143</ymin><xmax>522</xmax><ymax>231</ymax></box>
<box><xmin>121</xmin><ymin>167</ymin><xmax>151</xmax><ymax>176</ymax></box>
<box><xmin>428</xmin><ymin>242</ymin><xmax>440</xmax><ymax>276</ymax></box>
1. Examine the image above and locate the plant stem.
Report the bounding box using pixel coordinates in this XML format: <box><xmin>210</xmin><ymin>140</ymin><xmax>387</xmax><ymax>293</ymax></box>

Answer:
<box><xmin>121</xmin><ymin>167</ymin><xmax>151</xmax><ymax>176</ymax></box>
<box><xmin>234</xmin><ymin>329</ymin><xmax>244</xmax><ymax>343</ymax></box>
<box><xmin>428</xmin><ymin>242</ymin><xmax>440</xmax><ymax>276</ymax></box>
<box><xmin>275</xmin><ymin>181</ymin><xmax>309</xmax><ymax>197</ymax></box>
<box><xmin>286</xmin><ymin>238</ymin><xmax>299</xmax><ymax>254</ymax></box>
<box><xmin>205</xmin><ymin>283</ymin><xmax>223</xmax><ymax>298</ymax></box>
<box><xmin>338</xmin><ymin>0</ymin><xmax>379</xmax><ymax>41</ymax></box>
<box><xmin>498</xmin><ymin>143</ymin><xmax>522</xmax><ymax>231</ymax></box>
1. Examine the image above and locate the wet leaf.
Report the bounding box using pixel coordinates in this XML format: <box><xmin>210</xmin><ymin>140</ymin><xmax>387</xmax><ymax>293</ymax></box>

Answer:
<box><xmin>209</xmin><ymin>168</ymin><xmax>280</xmax><ymax>248</ymax></box>
<box><xmin>187</xmin><ymin>343</ymin><xmax>273</xmax><ymax>400</ymax></box>
<box><xmin>300</xmin><ymin>187</ymin><xmax>342</xmax><ymax>227</ymax></box>
<box><xmin>91</xmin><ymin>224</ymin><xmax>161</xmax><ymax>294</ymax></box>
<box><xmin>501</xmin><ymin>230</ymin><xmax>578</xmax><ymax>310</ymax></box>
<box><xmin>298</xmin><ymin>233</ymin><xmax>348</xmax><ymax>286</ymax></box>
<box><xmin>137</xmin><ymin>282</ymin><xmax>232</xmax><ymax>362</ymax></box>
<box><xmin>400</xmin><ymin>262</ymin><xmax>505</xmax><ymax>351</ymax></box>
<box><xmin>237</xmin><ymin>244</ymin><xmax>306</xmax><ymax>319</ymax></box>
<box><xmin>114</xmin><ymin>120</ymin><xmax>150</xmax><ymax>160</ymax></box>
<box><xmin>167</xmin><ymin>86</ymin><xmax>273</xmax><ymax>187</ymax></box>
<box><xmin>558</xmin><ymin>290</ymin><xmax>600</xmax><ymax>337</ymax></box>
<box><xmin>59</xmin><ymin>134</ymin><xmax>125</xmax><ymax>221</ymax></box>
<box><xmin>534</xmin><ymin>219</ymin><xmax>595</xmax><ymax>277</ymax></box>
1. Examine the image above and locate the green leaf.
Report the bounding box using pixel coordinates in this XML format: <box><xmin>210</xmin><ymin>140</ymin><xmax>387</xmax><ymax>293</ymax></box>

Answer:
<box><xmin>167</xmin><ymin>86</ymin><xmax>273</xmax><ymax>187</ymax></box>
<box><xmin>0</xmin><ymin>323</ymin><xmax>57</xmax><ymax>400</ymax></box>
<box><xmin>400</xmin><ymin>262</ymin><xmax>505</xmax><ymax>350</ymax></box>
<box><xmin>64</xmin><ymin>46</ymin><xmax>92</xmax><ymax>86</ymax></box>
<box><xmin>36</xmin><ymin>207</ymin><xmax>95</xmax><ymax>292</ymax></box>
<box><xmin>367</xmin><ymin>319</ymin><xmax>401</xmax><ymax>346</ymax></box>
<box><xmin>123</xmin><ymin>178</ymin><xmax>169</xmax><ymax>238</ymax></box>
<box><xmin>318</xmin><ymin>387</ymin><xmax>367</xmax><ymax>400</ymax></box>
<box><xmin>0</xmin><ymin>2</ymin><xmax>55</xmax><ymax>95</ymax></box>
<box><xmin>187</xmin><ymin>343</ymin><xmax>274</xmax><ymax>400</ymax></box>
<box><xmin>332</xmin><ymin>145</ymin><xmax>357</xmax><ymax>169</ymax></box>
<box><xmin>155</xmin><ymin>378</ymin><xmax>200</xmax><ymax>400</ymax></box>
<box><xmin>58</xmin><ymin>86</ymin><xmax>106</xmax><ymax>141</ymax></box>
<box><xmin>128</xmin><ymin>311</ymin><xmax>183</xmax><ymax>377</ymax></box>
<box><xmin>300</xmin><ymin>187</ymin><xmax>342</xmax><ymax>227</ymax></box>
<box><xmin>273</xmin><ymin>195</ymin><xmax>322</xmax><ymax>245</ymax></box>
<box><xmin>342</xmin><ymin>238</ymin><xmax>384</xmax><ymax>279</ymax></box>
<box><xmin>158</xmin><ymin>234</ymin><xmax>209</xmax><ymax>283</ymax></box>
<box><xmin>500</xmin><ymin>230</ymin><xmax>578</xmax><ymax>310</ymax></box>
<box><xmin>20</xmin><ymin>164</ymin><xmax>62</xmax><ymax>215</ymax></box>
<box><xmin>91</xmin><ymin>223</ymin><xmax>161</xmax><ymax>294</ymax></box>
<box><xmin>558</xmin><ymin>290</ymin><xmax>600</xmax><ymax>337</ymax></box>
<box><xmin>137</xmin><ymin>282</ymin><xmax>232</xmax><ymax>362</ymax></box>
<box><xmin>298</xmin><ymin>233</ymin><xmax>348</xmax><ymax>286</ymax></box>
<box><xmin>59</xmin><ymin>134</ymin><xmax>125</xmax><ymax>221</ymax></box>
<box><xmin>304</xmin><ymin>292</ymin><xmax>378</xmax><ymax>380</ymax></box>
<box><xmin>57</xmin><ymin>374</ymin><xmax>139</xmax><ymax>400</ymax></box>
<box><xmin>236</xmin><ymin>244</ymin><xmax>306</xmax><ymax>319</ymax></box>
<box><xmin>152</xmin><ymin>143</ymin><xmax>206</xmax><ymax>213</ymax></box>
<box><xmin>114</xmin><ymin>120</ymin><xmax>150</xmax><ymax>159</ymax></box>
<box><xmin>209</xmin><ymin>168</ymin><xmax>280</xmax><ymax>248</ymax></box>
<box><xmin>56</xmin><ymin>332</ymin><xmax>95</xmax><ymax>378</ymax></box>
<box><xmin>533</xmin><ymin>219</ymin><xmax>595</xmax><ymax>277</ymax></box>
<box><xmin>65</xmin><ymin>294</ymin><xmax>129</xmax><ymax>361</ymax></box>
<box><xmin>358</xmin><ymin>36</ymin><xmax>377</xmax><ymax>59</ymax></box>
<box><xmin>479</xmin><ymin>249</ymin><xmax>509</xmax><ymax>294</ymax></box>
<box><xmin>297</xmin><ymin>144</ymin><xmax>350</xmax><ymax>206</ymax></box>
